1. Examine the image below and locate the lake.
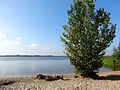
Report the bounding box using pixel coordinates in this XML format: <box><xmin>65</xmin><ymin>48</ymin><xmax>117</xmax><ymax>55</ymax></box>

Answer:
<box><xmin>0</xmin><ymin>56</ymin><xmax>112</xmax><ymax>76</ymax></box>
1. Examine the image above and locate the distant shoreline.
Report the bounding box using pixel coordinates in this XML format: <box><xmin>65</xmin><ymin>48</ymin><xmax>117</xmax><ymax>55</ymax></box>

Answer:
<box><xmin>0</xmin><ymin>55</ymin><xmax>66</xmax><ymax>57</ymax></box>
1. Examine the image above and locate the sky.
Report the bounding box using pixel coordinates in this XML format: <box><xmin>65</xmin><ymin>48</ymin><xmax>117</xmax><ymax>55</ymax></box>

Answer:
<box><xmin>0</xmin><ymin>0</ymin><xmax>119</xmax><ymax>55</ymax></box>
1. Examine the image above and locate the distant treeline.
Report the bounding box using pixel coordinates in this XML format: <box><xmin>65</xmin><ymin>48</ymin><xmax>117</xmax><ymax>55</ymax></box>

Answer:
<box><xmin>0</xmin><ymin>55</ymin><xmax>55</xmax><ymax>57</ymax></box>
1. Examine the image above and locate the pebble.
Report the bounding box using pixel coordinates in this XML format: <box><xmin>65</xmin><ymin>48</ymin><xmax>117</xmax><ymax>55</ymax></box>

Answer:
<box><xmin>1</xmin><ymin>72</ymin><xmax>120</xmax><ymax>90</ymax></box>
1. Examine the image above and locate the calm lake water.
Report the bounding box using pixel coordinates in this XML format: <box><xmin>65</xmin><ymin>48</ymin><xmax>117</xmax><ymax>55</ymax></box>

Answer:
<box><xmin>0</xmin><ymin>56</ymin><xmax>112</xmax><ymax>76</ymax></box>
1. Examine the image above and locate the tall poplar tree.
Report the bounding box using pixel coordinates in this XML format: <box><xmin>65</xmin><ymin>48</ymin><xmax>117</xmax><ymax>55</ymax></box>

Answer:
<box><xmin>61</xmin><ymin>0</ymin><xmax>116</xmax><ymax>77</ymax></box>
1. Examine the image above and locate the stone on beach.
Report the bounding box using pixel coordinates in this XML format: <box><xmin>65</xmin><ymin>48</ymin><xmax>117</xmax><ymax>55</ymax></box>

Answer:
<box><xmin>36</xmin><ymin>73</ymin><xmax>63</xmax><ymax>81</ymax></box>
<box><xmin>36</xmin><ymin>73</ymin><xmax>46</xmax><ymax>79</ymax></box>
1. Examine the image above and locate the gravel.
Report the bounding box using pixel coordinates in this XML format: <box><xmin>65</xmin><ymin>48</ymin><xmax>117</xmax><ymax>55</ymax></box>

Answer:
<box><xmin>0</xmin><ymin>71</ymin><xmax>120</xmax><ymax>90</ymax></box>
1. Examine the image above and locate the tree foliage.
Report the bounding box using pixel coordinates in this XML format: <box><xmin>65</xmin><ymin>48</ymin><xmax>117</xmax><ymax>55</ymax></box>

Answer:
<box><xmin>113</xmin><ymin>42</ymin><xmax>120</xmax><ymax>60</ymax></box>
<box><xmin>61</xmin><ymin>0</ymin><xmax>116</xmax><ymax>77</ymax></box>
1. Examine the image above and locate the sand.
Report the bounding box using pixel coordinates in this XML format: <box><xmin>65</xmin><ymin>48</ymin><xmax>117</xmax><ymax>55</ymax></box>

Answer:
<box><xmin>1</xmin><ymin>71</ymin><xmax>120</xmax><ymax>90</ymax></box>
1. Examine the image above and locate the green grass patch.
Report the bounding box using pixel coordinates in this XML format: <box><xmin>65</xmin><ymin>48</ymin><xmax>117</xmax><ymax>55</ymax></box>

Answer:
<box><xmin>103</xmin><ymin>58</ymin><xmax>120</xmax><ymax>66</ymax></box>
<box><xmin>103</xmin><ymin>59</ymin><xmax>114</xmax><ymax>66</ymax></box>
<box><xmin>102</xmin><ymin>56</ymin><xmax>120</xmax><ymax>71</ymax></box>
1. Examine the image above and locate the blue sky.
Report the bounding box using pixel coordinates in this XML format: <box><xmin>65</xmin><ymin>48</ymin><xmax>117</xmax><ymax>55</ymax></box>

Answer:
<box><xmin>0</xmin><ymin>0</ymin><xmax>119</xmax><ymax>55</ymax></box>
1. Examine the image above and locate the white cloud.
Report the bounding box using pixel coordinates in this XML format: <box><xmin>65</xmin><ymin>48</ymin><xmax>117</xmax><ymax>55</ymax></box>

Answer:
<box><xmin>14</xmin><ymin>42</ymin><xmax>21</xmax><ymax>45</ymax></box>
<box><xmin>0</xmin><ymin>32</ymin><xmax>7</xmax><ymax>38</ymax></box>
<box><xmin>41</xmin><ymin>48</ymin><xmax>48</xmax><ymax>51</ymax></box>
<box><xmin>16</xmin><ymin>37</ymin><xmax>22</xmax><ymax>40</ymax></box>
<box><xmin>30</xmin><ymin>43</ymin><xmax>37</xmax><ymax>48</ymax></box>
<box><xmin>1</xmin><ymin>40</ymin><xmax>21</xmax><ymax>46</ymax></box>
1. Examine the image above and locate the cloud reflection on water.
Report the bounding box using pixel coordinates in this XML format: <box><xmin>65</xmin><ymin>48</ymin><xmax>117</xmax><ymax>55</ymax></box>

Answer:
<box><xmin>0</xmin><ymin>56</ymin><xmax>112</xmax><ymax>76</ymax></box>
<box><xmin>0</xmin><ymin>57</ymin><xmax>74</xmax><ymax>76</ymax></box>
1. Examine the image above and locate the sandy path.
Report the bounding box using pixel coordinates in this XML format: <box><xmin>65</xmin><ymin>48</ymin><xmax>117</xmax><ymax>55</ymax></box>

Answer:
<box><xmin>0</xmin><ymin>71</ymin><xmax>120</xmax><ymax>90</ymax></box>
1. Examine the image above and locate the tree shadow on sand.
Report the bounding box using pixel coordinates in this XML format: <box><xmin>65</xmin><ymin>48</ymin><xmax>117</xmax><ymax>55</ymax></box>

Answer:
<box><xmin>95</xmin><ymin>75</ymin><xmax>120</xmax><ymax>80</ymax></box>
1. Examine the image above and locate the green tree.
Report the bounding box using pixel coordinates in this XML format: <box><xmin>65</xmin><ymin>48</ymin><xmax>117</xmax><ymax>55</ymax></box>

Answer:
<box><xmin>61</xmin><ymin>0</ymin><xmax>116</xmax><ymax>77</ymax></box>
<box><xmin>118</xmin><ymin>42</ymin><xmax>120</xmax><ymax>60</ymax></box>
<box><xmin>113</xmin><ymin>42</ymin><xmax>120</xmax><ymax>60</ymax></box>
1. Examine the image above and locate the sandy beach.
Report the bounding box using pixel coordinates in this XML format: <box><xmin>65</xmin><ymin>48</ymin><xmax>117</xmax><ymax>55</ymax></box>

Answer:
<box><xmin>0</xmin><ymin>71</ymin><xmax>120</xmax><ymax>90</ymax></box>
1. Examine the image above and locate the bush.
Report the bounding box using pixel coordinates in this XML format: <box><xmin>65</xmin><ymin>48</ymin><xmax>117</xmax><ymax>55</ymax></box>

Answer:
<box><xmin>61</xmin><ymin>0</ymin><xmax>116</xmax><ymax>77</ymax></box>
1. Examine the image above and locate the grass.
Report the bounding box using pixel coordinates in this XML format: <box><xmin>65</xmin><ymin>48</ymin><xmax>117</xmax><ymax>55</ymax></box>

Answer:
<box><xmin>102</xmin><ymin>57</ymin><xmax>120</xmax><ymax>71</ymax></box>
<box><xmin>103</xmin><ymin>56</ymin><xmax>120</xmax><ymax>66</ymax></box>
<box><xmin>103</xmin><ymin>59</ymin><xmax>116</xmax><ymax>66</ymax></box>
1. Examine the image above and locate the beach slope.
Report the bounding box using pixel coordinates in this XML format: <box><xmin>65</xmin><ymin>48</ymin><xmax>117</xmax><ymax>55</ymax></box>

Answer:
<box><xmin>1</xmin><ymin>71</ymin><xmax>120</xmax><ymax>90</ymax></box>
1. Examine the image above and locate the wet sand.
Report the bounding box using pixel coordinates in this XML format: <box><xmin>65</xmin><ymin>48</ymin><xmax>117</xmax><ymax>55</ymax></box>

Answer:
<box><xmin>1</xmin><ymin>71</ymin><xmax>120</xmax><ymax>90</ymax></box>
